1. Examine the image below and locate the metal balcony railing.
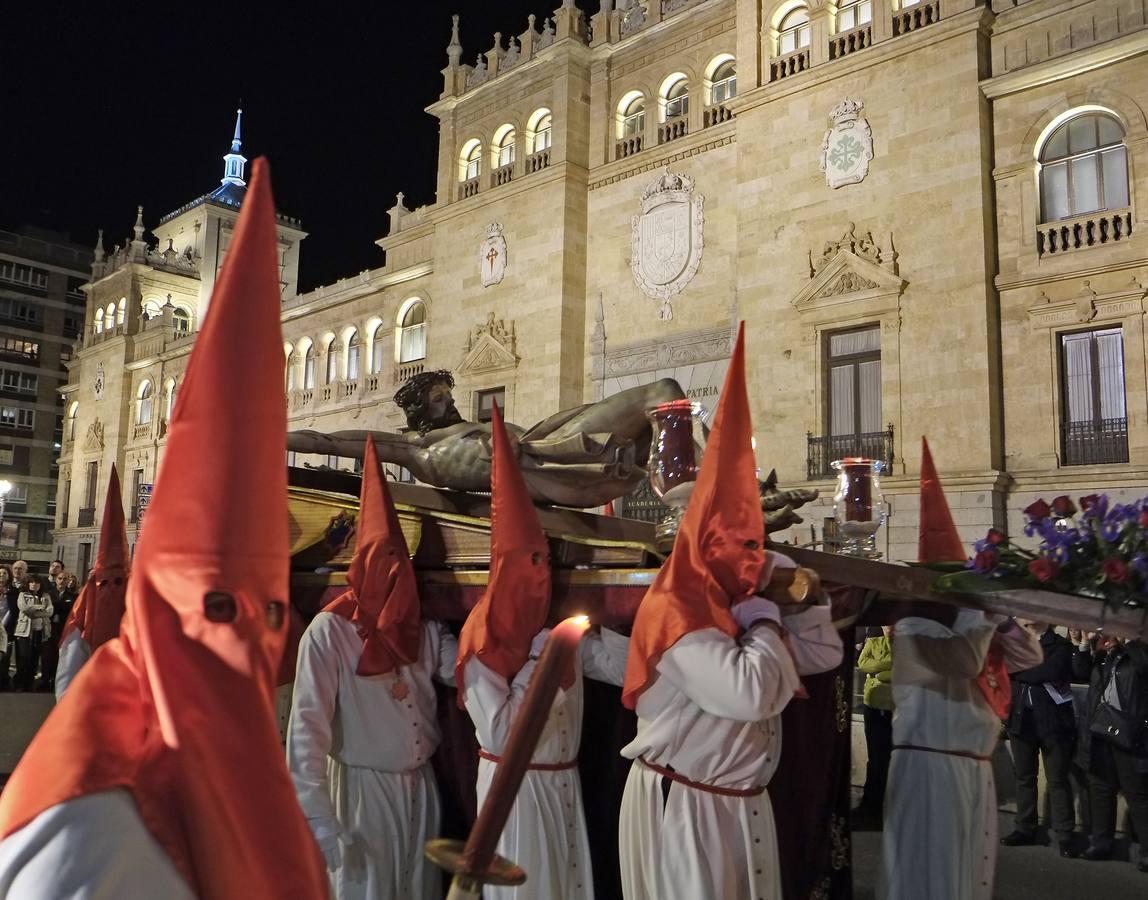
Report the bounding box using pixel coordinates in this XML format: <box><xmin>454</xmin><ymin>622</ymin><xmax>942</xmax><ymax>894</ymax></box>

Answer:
<box><xmin>1061</xmin><ymin>418</ymin><xmax>1129</xmax><ymax>466</ymax></box>
<box><xmin>806</xmin><ymin>425</ymin><xmax>895</xmax><ymax>480</ymax></box>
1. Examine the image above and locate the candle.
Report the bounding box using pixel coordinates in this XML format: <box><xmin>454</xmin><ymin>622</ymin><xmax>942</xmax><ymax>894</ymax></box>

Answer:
<box><xmin>428</xmin><ymin>615</ymin><xmax>592</xmax><ymax>898</ymax></box>
<box><xmin>648</xmin><ymin>400</ymin><xmax>699</xmax><ymax>496</ymax></box>
<box><xmin>842</xmin><ymin>459</ymin><xmax>873</xmax><ymax>522</ymax></box>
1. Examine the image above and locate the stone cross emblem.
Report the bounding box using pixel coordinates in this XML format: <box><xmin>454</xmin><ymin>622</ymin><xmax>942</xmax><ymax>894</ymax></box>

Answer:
<box><xmin>820</xmin><ymin>97</ymin><xmax>874</xmax><ymax>189</ymax></box>
<box><xmin>479</xmin><ymin>223</ymin><xmax>507</xmax><ymax>287</ymax></box>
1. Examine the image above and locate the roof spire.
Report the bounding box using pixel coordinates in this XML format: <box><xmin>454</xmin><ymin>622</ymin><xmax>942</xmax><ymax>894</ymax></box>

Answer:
<box><xmin>447</xmin><ymin>14</ymin><xmax>462</xmax><ymax>66</ymax></box>
<box><xmin>221</xmin><ymin>107</ymin><xmax>247</xmax><ymax>188</ymax></box>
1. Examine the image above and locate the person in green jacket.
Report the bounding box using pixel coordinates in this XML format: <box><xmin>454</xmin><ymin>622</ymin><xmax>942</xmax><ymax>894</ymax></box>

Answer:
<box><xmin>855</xmin><ymin>626</ymin><xmax>894</xmax><ymax>825</ymax></box>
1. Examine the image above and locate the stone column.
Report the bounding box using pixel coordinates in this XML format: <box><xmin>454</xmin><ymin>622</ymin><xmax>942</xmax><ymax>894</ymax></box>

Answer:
<box><xmin>809</xmin><ymin>2</ymin><xmax>838</xmax><ymax>68</ymax></box>
<box><xmin>870</xmin><ymin>0</ymin><xmax>893</xmax><ymax>44</ymax></box>
<box><xmin>735</xmin><ymin>0</ymin><xmax>762</xmax><ymax>91</ymax></box>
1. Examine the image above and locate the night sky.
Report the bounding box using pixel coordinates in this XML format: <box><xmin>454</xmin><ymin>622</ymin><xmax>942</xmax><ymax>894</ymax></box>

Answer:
<box><xmin>2</xmin><ymin>1</ymin><xmax>600</xmax><ymax>290</ymax></box>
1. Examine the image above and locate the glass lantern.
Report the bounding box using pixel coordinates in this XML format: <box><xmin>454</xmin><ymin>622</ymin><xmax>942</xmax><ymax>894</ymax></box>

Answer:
<box><xmin>646</xmin><ymin>399</ymin><xmax>707</xmax><ymax>552</ymax></box>
<box><xmin>830</xmin><ymin>457</ymin><xmax>886</xmax><ymax>558</ymax></box>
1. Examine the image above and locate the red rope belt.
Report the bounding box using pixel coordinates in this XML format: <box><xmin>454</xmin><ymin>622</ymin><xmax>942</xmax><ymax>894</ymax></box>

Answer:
<box><xmin>478</xmin><ymin>749</ymin><xmax>578</xmax><ymax>772</ymax></box>
<box><xmin>893</xmin><ymin>743</ymin><xmax>992</xmax><ymax>763</ymax></box>
<box><xmin>638</xmin><ymin>756</ymin><xmax>766</xmax><ymax>798</ymax></box>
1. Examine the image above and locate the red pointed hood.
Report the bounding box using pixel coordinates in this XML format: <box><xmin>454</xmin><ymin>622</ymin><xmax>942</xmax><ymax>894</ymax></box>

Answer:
<box><xmin>916</xmin><ymin>437</ymin><xmax>1010</xmax><ymax>716</ymax></box>
<box><xmin>456</xmin><ymin>401</ymin><xmax>552</xmax><ymax>703</ymax></box>
<box><xmin>324</xmin><ymin>437</ymin><xmax>421</xmax><ymax>676</ymax></box>
<box><xmin>623</xmin><ymin>324</ymin><xmax>767</xmax><ymax>709</ymax></box>
<box><xmin>0</xmin><ymin>159</ymin><xmax>328</xmax><ymax>899</ymax></box>
<box><xmin>917</xmin><ymin>437</ymin><xmax>966</xmax><ymax>564</ymax></box>
<box><xmin>62</xmin><ymin>464</ymin><xmax>129</xmax><ymax>649</ymax></box>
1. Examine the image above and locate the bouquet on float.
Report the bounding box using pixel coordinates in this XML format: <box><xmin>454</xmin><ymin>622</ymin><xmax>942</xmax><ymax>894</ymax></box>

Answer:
<box><xmin>928</xmin><ymin>494</ymin><xmax>1148</xmax><ymax>611</ymax></box>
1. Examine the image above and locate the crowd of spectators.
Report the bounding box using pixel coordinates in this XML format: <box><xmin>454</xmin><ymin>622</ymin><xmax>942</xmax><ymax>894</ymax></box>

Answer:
<box><xmin>0</xmin><ymin>559</ymin><xmax>78</xmax><ymax>693</ymax></box>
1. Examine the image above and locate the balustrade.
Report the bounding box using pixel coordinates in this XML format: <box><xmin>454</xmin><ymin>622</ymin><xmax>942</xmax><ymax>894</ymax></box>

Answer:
<box><xmin>615</xmin><ymin>134</ymin><xmax>643</xmax><ymax>159</ymax></box>
<box><xmin>893</xmin><ymin>0</ymin><xmax>940</xmax><ymax>35</ymax></box>
<box><xmin>493</xmin><ymin>164</ymin><xmax>514</xmax><ymax>187</ymax></box>
<box><xmin>703</xmin><ymin>105</ymin><xmax>733</xmax><ymax>128</ymax></box>
<box><xmin>526</xmin><ymin>149</ymin><xmax>551</xmax><ymax>173</ymax></box>
<box><xmin>770</xmin><ymin>48</ymin><xmax>811</xmax><ymax>82</ymax></box>
<box><xmin>658</xmin><ymin>116</ymin><xmax>689</xmax><ymax>145</ymax></box>
<box><xmin>458</xmin><ymin>177</ymin><xmax>480</xmax><ymax>200</ymax></box>
<box><xmin>830</xmin><ymin>24</ymin><xmax>872</xmax><ymax>60</ymax></box>
<box><xmin>1037</xmin><ymin>209</ymin><xmax>1133</xmax><ymax>257</ymax></box>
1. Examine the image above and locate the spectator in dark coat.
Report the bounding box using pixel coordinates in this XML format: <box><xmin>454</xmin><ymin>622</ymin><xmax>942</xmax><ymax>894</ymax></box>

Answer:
<box><xmin>1072</xmin><ymin>633</ymin><xmax>1148</xmax><ymax>872</ymax></box>
<box><xmin>1000</xmin><ymin>621</ymin><xmax>1078</xmax><ymax>857</ymax></box>
<box><xmin>0</xmin><ymin>564</ymin><xmax>14</xmax><ymax>691</ymax></box>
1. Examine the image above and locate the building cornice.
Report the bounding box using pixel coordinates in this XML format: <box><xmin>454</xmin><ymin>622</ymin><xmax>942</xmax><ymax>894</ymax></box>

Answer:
<box><xmin>589</xmin><ymin>123</ymin><xmax>735</xmax><ymax>190</ymax></box>
<box><xmin>980</xmin><ymin>30</ymin><xmax>1148</xmax><ymax>99</ymax></box>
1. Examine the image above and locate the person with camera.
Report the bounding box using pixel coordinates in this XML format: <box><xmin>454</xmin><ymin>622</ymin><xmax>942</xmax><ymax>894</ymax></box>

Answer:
<box><xmin>1072</xmin><ymin>631</ymin><xmax>1148</xmax><ymax>872</ymax></box>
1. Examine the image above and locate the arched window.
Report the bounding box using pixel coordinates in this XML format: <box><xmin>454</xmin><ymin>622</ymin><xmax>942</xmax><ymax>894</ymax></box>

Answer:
<box><xmin>371</xmin><ymin>325</ymin><xmax>386</xmax><ymax>374</ymax></box>
<box><xmin>461</xmin><ymin>140</ymin><xmax>483</xmax><ymax>182</ymax></box>
<box><xmin>347</xmin><ymin>330</ymin><xmax>361</xmax><ymax>380</ymax></box>
<box><xmin>495</xmin><ymin>128</ymin><xmax>517</xmax><ymax>169</ymax></box>
<box><xmin>105</xmin><ymin>303</ymin><xmax>116</xmax><ymax>328</ymax></box>
<box><xmin>325</xmin><ymin>338</ymin><xmax>339</xmax><ymax>384</ymax></box>
<box><xmin>664</xmin><ymin>77</ymin><xmax>689</xmax><ymax>121</ymax></box>
<box><xmin>837</xmin><ymin>0</ymin><xmax>871</xmax><ymax>32</ymax></box>
<box><xmin>622</xmin><ymin>95</ymin><xmax>646</xmax><ymax>137</ymax></box>
<box><xmin>171</xmin><ymin>307</ymin><xmax>191</xmax><ymax>334</ymax></box>
<box><xmin>1039</xmin><ymin>112</ymin><xmax>1129</xmax><ymax>223</ymax></box>
<box><xmin>117</xmin><ymin>298</ymin><xmax>127</xmax><ymax>326</ymax></box>
<box><xmin>142</xmin><ymin>298</ymin><xmax>163</xmax><ymax>319</ymax></box>
<box><xmin>304</xmin><ymin>345</ymin><xmax>317</xmax><ymax>389</ymax></box>
<box><xmin>398</xmin><ymin>301</ymin><xmax>427</xmax><ymax>364</ymax></box>
<box><xmin>165</xmin><ymin>380</ymin><xmax>177</xmax><ymax>420</ymax></box>
<box><xmin>67</xmin><ymin>401</ymin><xmax>79</xmax><ymax>441</ymax></box>
<box><xmin>94</xmin><ymin>309</ymin><xmax>104</xmax><ymax>334</ymax></box>
<box><xmin>531</xmin><ymin>112</ymin><xmax>552</xmax><ymax>153</ymax></box>
<box><xmin>778</xmin><ymin>8</ymin><xmax>811</xmax><ymax>54</ymax></box>
<box><xmin>137</xmin><ymin>381</ymin><xmax>154</xmax><ymax>426</ymax></box>
<box><xmin>710</xmin><ymin>60</ymin><xmax>737</xmax><ymax>104</ymax></box>
<box><xmin>286</xmin><ymin>351</ymin><xmax>297</xmax><ymax>391</ymax></box>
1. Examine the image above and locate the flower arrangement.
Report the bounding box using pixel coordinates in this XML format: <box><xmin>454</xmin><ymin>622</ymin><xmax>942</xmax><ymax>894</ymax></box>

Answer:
<box><xmin>931</xmin><ymin>493</ymin><xmax>1147</xmax><ymax>611</ymax></box>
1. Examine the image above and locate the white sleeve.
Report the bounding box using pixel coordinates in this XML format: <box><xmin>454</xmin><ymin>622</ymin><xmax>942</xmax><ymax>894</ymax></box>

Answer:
<box><xmin>426</xmin><ymin>621</ymin><xmax>459</xmax><ymax>686</ymax></box>
<box><xmin>580</xmin><ymin>628</ymin><xmax>629</xmax><ymax>687</ymax></box>
<box><xmin>897</xmin><ymin>610</ymin><xmax>996</xmax><ymax>679</ymax></box>
<box><xmin>997</xmin><ymin>621</ymin><xmax>1044</xmax><ymax>673</ymax></box>
<box><xmin>53</xmin><ymin>633</ymin><xmax>92</xmax><ymax>701</ymax></box>
<box><xmin>463</xmin><ymin>656</ymin><xmax>549</xmax><ymax>755</ymax></box>
<box><xmin>781</xmin><ymin>605</ymin><xmax>844</xmax><ymax>675</ymax></box>
<box><xmin>656</xmin><ymin>626</ymin><xmax>803</xmax><ymax>723</ymax></box>
<box><xmin>285</xmin><ymin>616</ymin><xmax>342</xmax><ymax>842</ymax></box>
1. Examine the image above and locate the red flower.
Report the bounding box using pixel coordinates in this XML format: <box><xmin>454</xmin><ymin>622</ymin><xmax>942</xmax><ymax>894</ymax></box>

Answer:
<box><xmin>1079</xmin><ymin>495</ymin><xmax>1102</xmax><ymax>514</ymax></box>
<box><xmin>1052</xmin><ymin>495</ymin><xmax>1077</xmax><ymax>518</ymax></box>
<box><xmin>1024</xmin><ymin>499</ymin><xmax>1052</xmax><ymax>521</ymax></box>
<box><xmin>986</xmin><ymin>528</ymin><xmax>1006</xmax><ymax>546</ymax></box>
<box><xmin>1137</xmin><ymin>509</ymin><xmax>1148</xmax><ymax>529</ymax></box>
<box><xmin>1102</xmin><ymin>557</ymin><xmax>1129</xmax><ymax>584</ymax></box>
<box><xmin>1028</xmin><ymin>557</ymin><xmax>1059</xmax><ymax>583</ymax></box>
<box><xmin>973</xmin><ymin>549</ymin><xmax>999</xmax><ymax>574</ymax></box>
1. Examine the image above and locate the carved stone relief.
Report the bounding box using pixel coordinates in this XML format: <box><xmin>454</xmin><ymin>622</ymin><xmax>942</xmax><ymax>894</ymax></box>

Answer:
<box><xmin>479</xmin><ymin>223</ymin><xmax>507</xmax><ymax>287</ymax></box>
<box><xmin>820</xmin><ymin>98</ymin><xmax>874</xmax><ymax>190</ymax></box>
<box><xmin>458</xmin><ymin>312</ymin><xmax>519</xmax><ymax>375</ymax></box>
<box><xmin>84</xmin><ymin>420</ymin><xmax>105</xmax><ymax>453</ymax></box>
<box><xmin>631</xmin><ymin>169</ymin><xmax>705</xmax><ymax>321</ymax></box>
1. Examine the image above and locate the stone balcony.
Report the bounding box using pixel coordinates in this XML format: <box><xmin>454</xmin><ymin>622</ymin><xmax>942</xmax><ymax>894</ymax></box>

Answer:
<box><xmin>1036</xmin><ymin>208</ymin><xmax>1134</xmax><ymax>258</ymax></box>
<box><xmin>526</xmin><ymin>149</ymin><xmax>551</xmax><ymax>174</ymax></box>
<box><xmin>770</xmin><ymin>47</ymin><xmax>811</xmax><ymax>82</ymax></box>
<box><xmin>831</xmin><ymin>24</ymin><xmax>873</xmax><ymax>60</ymax></box>
<box><xmin>893</xmin><ymin>0</ymin><xmax>941</xmax><ymax>36</ymax></box>
<box><xmin>703</xmin><ymin>104</ymin><xmax>733</xmax><ymax>129</ymax></box>
<box><xmin>658</xmin><ymin>116</ymin><xmax>689</xmax><ymax>146</ymax></box>
<box><xmin>132</xmin><ymin>421</ymin><xmax>153</xmax><ymax>442</ymax></box>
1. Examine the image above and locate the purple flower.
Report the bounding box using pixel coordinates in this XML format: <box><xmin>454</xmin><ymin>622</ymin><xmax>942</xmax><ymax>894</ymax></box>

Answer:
<box><xmin>1080</xmin><ymin>494</ymin><xmax>1108</xmax><ymax>519</ymax></box>
<box><xmin>973</xmin><ymin>549</ymin><xmax>999</xmax><ymax>574</ymax></box>
<box><xmin>1049</xmin><ymin>545</ymin><xmax>1070</xmax><ymax>564</ymax></box>
<box><xmin>1101</xmin><ymin>518</ymin><xmax>1125</xmax><ymax>543</ymax></box>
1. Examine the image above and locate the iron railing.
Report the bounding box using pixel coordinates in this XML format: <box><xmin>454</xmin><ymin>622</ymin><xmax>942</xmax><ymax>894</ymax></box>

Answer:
<box><xmin>806</xmin><ymin>425</ymin><xmax>895</xmax><ymax>480</ymax></box>
<box><xmin>1061</xmin><ymin>418</ymin><xmax>1129</xmax><ymax>466</ymax></box>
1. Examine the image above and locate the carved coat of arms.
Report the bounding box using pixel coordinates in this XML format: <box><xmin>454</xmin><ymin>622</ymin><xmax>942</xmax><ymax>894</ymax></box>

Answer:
<box><xmin>93</xmin><ymin>362</ymin><xmax>106</xmax><ymax>400</ymax></box>
<box><xmin>820</xmin><ymin>98</ymin><xmax>873</xmax><ymax>189</ymax></box>
<box><xmin>479</xmin><ymin>223</ymin><xmax>507</xmax><ymax>288</ymax></box>
<box><xmin>631</xmin><ymin>169</ymin><xmax>704</xmax><ymax>321</ymax></box>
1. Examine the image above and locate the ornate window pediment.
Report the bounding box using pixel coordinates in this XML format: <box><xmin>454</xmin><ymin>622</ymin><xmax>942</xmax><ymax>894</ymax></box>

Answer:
<box><xmin>1027</xmin><ymin>277</ymin><xmax>1147</xmax><ymax>331</ymax></box>
<box><xmin>458</xmin><ymin>313</ymin><xmax>519</xmax><ymax>375</ymax></box>
<box><xmin>792</xmin><ymin>224</ymin><xmax>906</xmax><ymax>328</ymax></box>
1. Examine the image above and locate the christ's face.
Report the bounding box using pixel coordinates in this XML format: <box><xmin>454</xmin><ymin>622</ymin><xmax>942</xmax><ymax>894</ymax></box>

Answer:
<box><xmin>426</xmin><ymin>382</ymin><xmax>463</xmax><ymax>429</ymax></box>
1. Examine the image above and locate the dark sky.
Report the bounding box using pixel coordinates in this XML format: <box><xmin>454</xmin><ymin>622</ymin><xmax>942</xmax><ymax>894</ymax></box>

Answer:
<box><xmin>2</xmin><ymin>0</ymin><xmax>599</xmax><ymax>290</ymax></box>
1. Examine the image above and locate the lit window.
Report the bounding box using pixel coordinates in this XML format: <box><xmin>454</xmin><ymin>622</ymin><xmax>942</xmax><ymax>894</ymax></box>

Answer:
<box><xmin>117</xmin><ymin>298</ymin><xmax>127</xmax><ymax>325</ymax></box>
<box><xmin>138</xmin><ymin>381</ymin><xmax>154</xmax><ymax>425</ymax></box>
<box><xmin>105</xmin><ymin>303</ymin><xmax>116</xmax><ymax>328</ymax></box>
<box><xmin>142</xmin><ymin>299</ymin><xmax>163</xmax><ymax>319</ymax></box>
<box><xmin>94</xmin><ymin>310</ymin><xmax>104</xmax><ymax>334</ymax></box>
<box><xmin>326</xmin><ymin>341</ymin><xmax>338</xmax><ymax>384</ymax></box>
<box><xmin>710</xmin><ymin>60</ymin><xmax>737</xmax><ymax>104</ymax></box>
<box><xmin>286</xmin><ymin>352</ymin><xmax>297</xmax><ymax>391</ymax></box>
<box><xmin>1039</xmin><ymin>112</ymin><xmax>1129</xmax><ymax>223</ymax></box>
<box><xmin>464</xmin><ymin>143</ymin><xmax>482</xmax><ymax>181</ymax></box>
<box><xmin>664</xmin><ymin>78</ymin><xmax>689</xmax><ymax>121</ymax></box>
<box><xmin>838</xmin><ymin>0</ymin><xmax>871</xmax><ymax>31</ymax></box>
<box><xmin>779</xmin><ymin>8</ymin><xmax>812</xmax><ymax>54</ymax></box>
<box><xmin>398</xmin><ymin>301</ymin><xmax>427</xmax><ymax>364</ymax></box>
<box><xmin>67</xmin><ymin>402</ymin><xmax>78</xmax><ymax>440</ymax></box>
<box><xmin>0</xmin><ymin>407</ymin><xmax>35</xmax><ymax>430</ymax></box>
<box><xmin>827</xmin><ymin>326</ymin><xmax>881</xmax><ymax>445</ymax></box>
<box><xmin>165</xmin><ymin>381</ymin><xmax>177</xmax><ymax>420</ymax></box>
<box><xmin>304</xmin><ymin>347</ymin><xmax>317</xmax><ymax>389</ymax></box>
<box><xmin>172</xmin><ymin>307</ymin><xmax>191</xmax><ymax>334</ymax></box>
<box><xmin>1</xmin><ymin>371</ymin><xmax>37</xmax><ymax>394</ymax></box>
<box><xmin>496</xmin><ymin>129</ymin><xmax>517</xmax><ymax>168</ymax></box>
<box><xmin>622</xmin><ymin>96</ymin><xmax>646</xmax><ymax>137</ymax></box>
<box><xmin>371</xmin><ymin>326</ymin><xmax>386</xmax><ymax>374</ymax></box>
<box><xmin>475</xmin><ymin>387</ymin><xmax>505</xmax><ymax>423</ymax></box>
<box><xmin>347</xmin><ymin>330</ymin><xmax>361</xmax><ymax>380</ymax></box>
<box><xmin>534</xmin><ymin>113</ymin><xmax>552</xmax><ymax>152</ymax></box>
<box><xmin>1061</xmin><ymin>328</ymin><xmax>1128</xmax><ymax>465</ymax></box>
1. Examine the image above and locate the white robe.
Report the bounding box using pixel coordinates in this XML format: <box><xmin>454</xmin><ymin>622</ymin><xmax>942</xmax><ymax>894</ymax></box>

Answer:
<box><xmin>54</xmin><ymin>630</ymin><xmax>92</xmax><ymax>701</ymax></box>
<box><xmin>463</xmin><ymin>628</ymin><xmax>629</xmax><ymax>900</ymax></box>
<box><xmin>880</xmin><ymin>611</ymin><xmax>1043</xmax><ymax>900</ymax></box>
<box><xmin>618</xmin><ymin>604</ymin><xmax>843</xmax><ymax>900</ymax></box>
<box><xmin>287</xmin><ymin>613</ymin><xmax>458</xmax><ymax>900</ymax></box>
<box><xmin>0</xmin><ymin>789</ymin><xmax>193</xmax><ymax>899</ymax></box>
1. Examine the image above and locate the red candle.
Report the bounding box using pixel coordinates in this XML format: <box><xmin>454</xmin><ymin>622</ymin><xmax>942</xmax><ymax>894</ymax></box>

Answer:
<box><xmin>459</xmin><ymin>614</ymin><xmax>591</xmax><ymax>875</ymax></box>
<box><xmin>842</xmin><ymin>458</ymin><xmax>873</xmax><ymax>522</ymax></box>
<box><xmin>649</xmin><ymin>400</ymin><xmax>698</xmax><ymax>495</ymax></box>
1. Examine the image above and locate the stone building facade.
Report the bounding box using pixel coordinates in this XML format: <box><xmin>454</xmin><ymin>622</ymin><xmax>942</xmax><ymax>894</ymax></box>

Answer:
<box><xmin>56</xmin><ymin>0</ymin><xmax>1148</xmax><ymax>571</ymax></box>
<box><xmin>0</xmin><ymin>228</ymin><xmax>90</xmax><ymax>568</ymax></box>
